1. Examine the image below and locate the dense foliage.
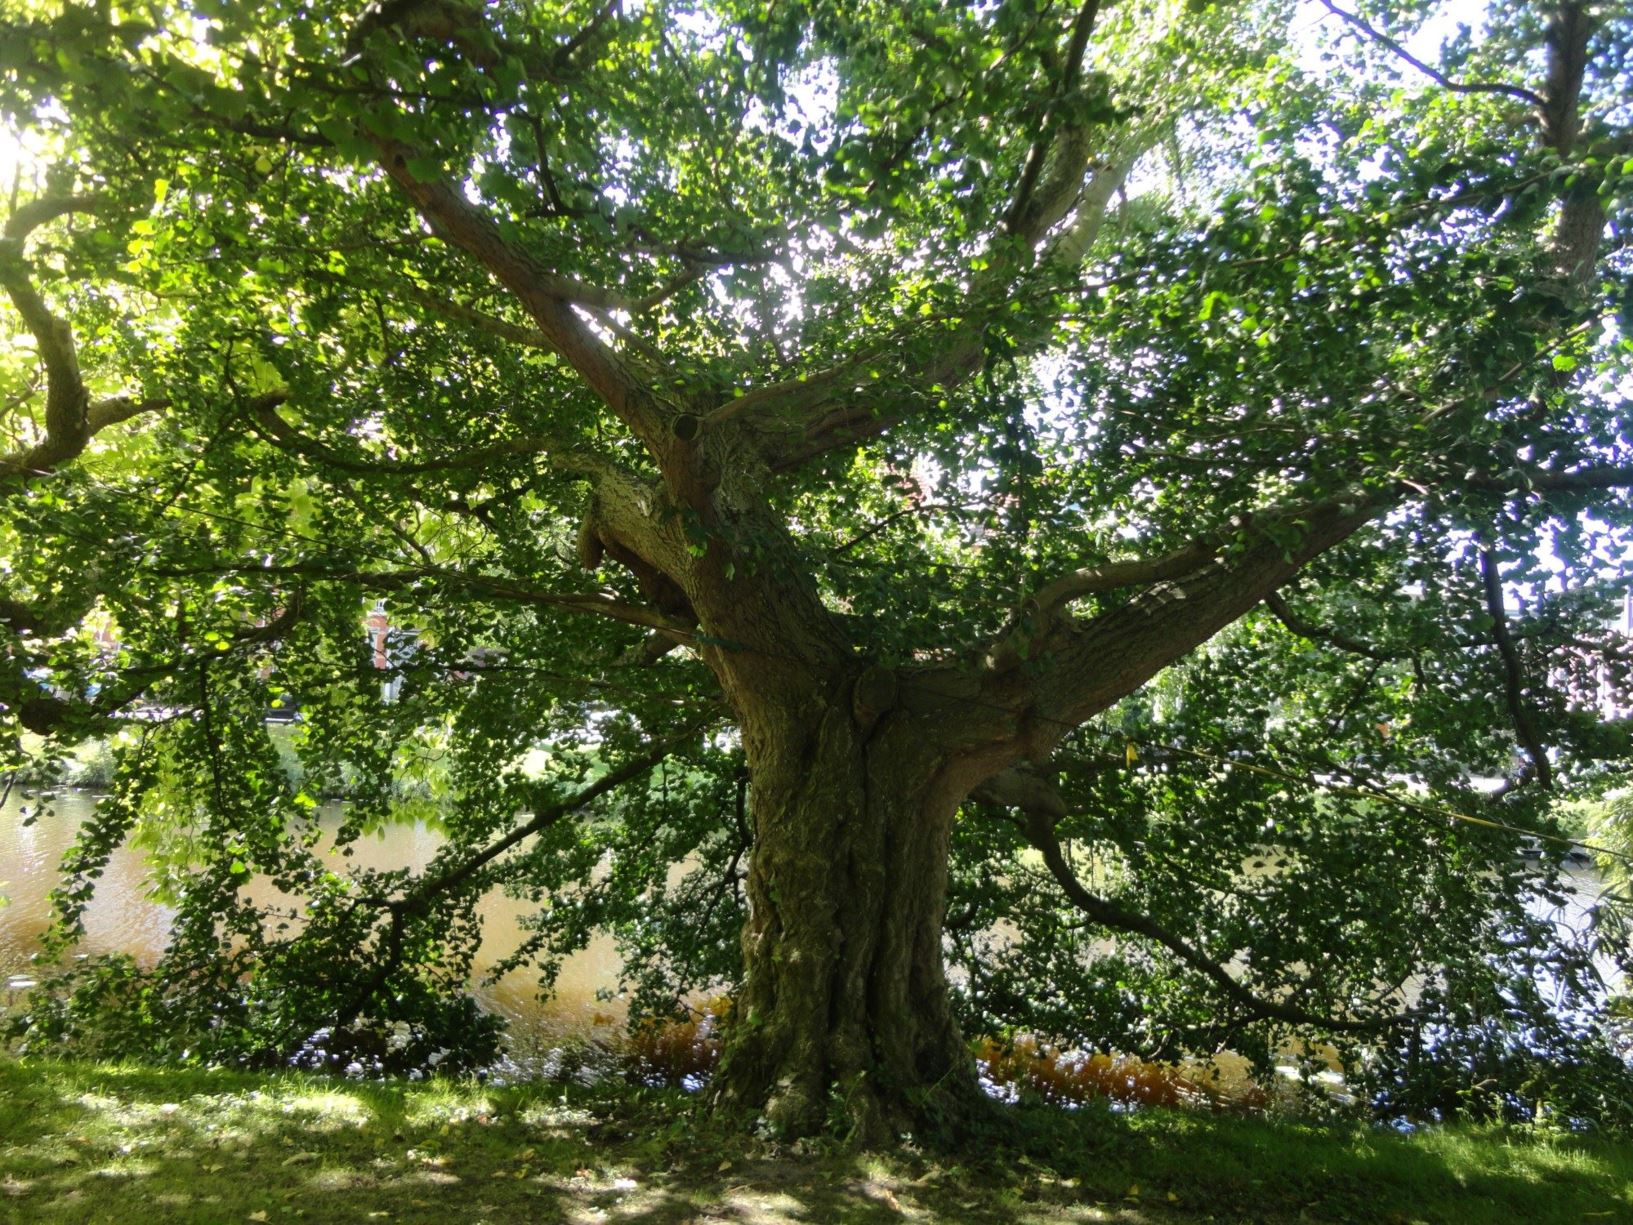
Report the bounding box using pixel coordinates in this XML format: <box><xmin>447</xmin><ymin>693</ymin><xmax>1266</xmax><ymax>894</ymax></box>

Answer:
<box><xmin>1</xmin><ymin>0</ymin><xmax>1632</xmax><ymax>1134</ymax></box>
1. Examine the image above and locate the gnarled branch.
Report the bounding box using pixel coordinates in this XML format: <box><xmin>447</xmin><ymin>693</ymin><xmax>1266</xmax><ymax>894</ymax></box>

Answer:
<box><xmin>0</xmin><ymin>195</ymin><xmax>174</xmax><ymax>485</ymax></box>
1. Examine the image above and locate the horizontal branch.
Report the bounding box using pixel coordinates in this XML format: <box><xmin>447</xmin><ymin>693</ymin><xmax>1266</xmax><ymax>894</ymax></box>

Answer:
<box><xmin>1263</xmin><ymin>590</ymin><xmax>1401</xmax><ymax>663</ymax></box>
<box><xmin>247</xmin><ymin>396</ymin><xmax>616</xmax><ymax>479</ymax></box>
<box><xmin>3</xmin><ymin>193</ymin><xmax>108</xmax><ymax>242</ymax></box>
<box><xmin>1015</xmin><ymin>807</ymin><xmax>1418</xmax><ymax>1034</ymax></box>
<box><xmin>158</xmin><ymin>558</ymin><xmax>695</xmax><ymax>640</ymax></box>
<box><xmin>1468</xmin><ymin>462</ymin><xmax>1633</xmax><ymax>494</ymax></box>
<box><xmin>1029</xmin><ymin>539</ymin><xmax>1219</xmax><ymax>617</ymax></box>
<box><xmin>699</xmin><ymin>347</ymin><xmax>895</xmax><ymax>438</ymax></box>
<box><xmin>1</xmin><ymin>590</ymin><xmax>305</xmax><ymax>738</ymax></box>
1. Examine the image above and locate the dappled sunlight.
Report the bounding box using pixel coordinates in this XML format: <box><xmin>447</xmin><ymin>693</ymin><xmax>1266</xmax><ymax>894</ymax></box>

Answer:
<box><xmin>4</xmin><ymin>1053</ymin><xmax>1633</xmax><ymax>1222</ymax></box>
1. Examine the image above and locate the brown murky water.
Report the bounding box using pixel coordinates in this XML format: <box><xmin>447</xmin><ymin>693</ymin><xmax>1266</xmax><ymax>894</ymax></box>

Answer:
<box><xmin>0</xmin><ymin>790</ymin><xmax>626</xmax><ymax>1053</ymax></box>
<box><xmin>2</xmin><ymin>790</ymin><xmax>1615</xmax><ymax>1085</ymax></box>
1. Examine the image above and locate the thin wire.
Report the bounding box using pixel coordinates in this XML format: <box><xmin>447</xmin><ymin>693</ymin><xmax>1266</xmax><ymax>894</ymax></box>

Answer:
<box><xmin>1151</xmin><ymin>741</ymin><xmax>1633</xmax><ymax>867</ymax></box>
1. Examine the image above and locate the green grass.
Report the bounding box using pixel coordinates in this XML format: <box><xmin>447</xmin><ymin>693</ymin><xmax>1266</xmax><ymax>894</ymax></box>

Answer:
<box><xmin>0</xmin><ymin>1056</ymin><xmax>1629</xmax><ymax>1223</ymax></box>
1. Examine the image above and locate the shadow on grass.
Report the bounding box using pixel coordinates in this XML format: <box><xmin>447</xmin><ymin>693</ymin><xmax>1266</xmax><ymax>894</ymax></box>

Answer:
<box><xmin>1</xmin><ymin>1058</ymin><xmax>1629</xmax><ymax>1223</ymax></box>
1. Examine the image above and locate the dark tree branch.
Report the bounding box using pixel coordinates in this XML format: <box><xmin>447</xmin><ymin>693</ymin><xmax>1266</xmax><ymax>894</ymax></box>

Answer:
<box><xmin>1005</xmin><ymin>804</ymin><xmax>1418</xmax><ymax>1033</ymax></box>
<box><xmin>2</xmin><ymin>589</ymin><xmax>306</xmax><ymax>738</ymax></box>
<box><xmin>1479</xmin><ymin>546</ymin><xmax>1553</xmax><ymax>790</ymax></box>
<box><xmin>0</xmin><ymin>195</ymin><xmax>184</xmax><ymax>483</ymax></box>
<box><xmin>1263</xmin><ymin>590</ymin><xmax>1401</xmax><ymax>663</ymax></box>
<box><xmin>1316</xmin><ymin>0</ymin><xmax>1546</xmax><ymax>108</ymax></box>
<box><xmin>989</xmin><ymin>495</ymin><xmax>1380</xmax><ymax>676</ymax></box>
<box><xmin>699</xmin><ymin>344</ymin><xmax>898</xmax><ymax>437</ymax></box>
<box><xmin>153</xmin><ymin>559</ymin><xmax>696</xmax><ymax>641</ymax></box>
<box><xmin>1469</xmin><ymin>463</ymin><xmax>1633</xmax><ymax>493</ymax></box>
<box><xmin>1540</xmin><ymin>1</ymin><xmax>1595</xmax><ymax>155</ymax></box>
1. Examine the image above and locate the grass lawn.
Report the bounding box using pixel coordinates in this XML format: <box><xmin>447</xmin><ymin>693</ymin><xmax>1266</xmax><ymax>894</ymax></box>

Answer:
<box><xmin>1</xmin><ymin>1056</ymin><xmax>1629</xmax><ymax>1223</ymax></box>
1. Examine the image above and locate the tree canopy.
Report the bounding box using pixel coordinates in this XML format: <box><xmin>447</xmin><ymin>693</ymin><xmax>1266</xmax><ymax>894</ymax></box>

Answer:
<box><xmin>2</xmin><ymin>0</ymin><xmax>1632</xmax><ymax>1138</ymax></box>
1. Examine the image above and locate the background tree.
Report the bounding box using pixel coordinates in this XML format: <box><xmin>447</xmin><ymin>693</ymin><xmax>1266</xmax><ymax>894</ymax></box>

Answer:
<box><xmin>0</xmin><ymin>0</ymin><xmax>1630</xmax><ymax>1138</ymax></box>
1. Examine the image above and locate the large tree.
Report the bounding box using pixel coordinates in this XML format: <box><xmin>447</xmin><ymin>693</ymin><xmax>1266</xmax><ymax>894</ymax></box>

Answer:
<box><xmin>1</xmin><ymin>0</ymin><xmax>1631</xmax><ymax>1137</ymax></box>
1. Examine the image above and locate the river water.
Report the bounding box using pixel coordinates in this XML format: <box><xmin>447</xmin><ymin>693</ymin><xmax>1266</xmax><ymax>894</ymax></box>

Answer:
<box><xmin>0</xmin><ymin>790</ymin><xmax>627</xmax><ymax>1053</ymax></box>
<box><xmin>1</xmin><ymin>789</ymin><xmax>1618</xmax><ymax>1071</ymax></box>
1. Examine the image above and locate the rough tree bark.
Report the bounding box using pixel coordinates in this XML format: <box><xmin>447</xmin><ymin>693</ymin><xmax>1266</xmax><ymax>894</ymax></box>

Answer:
<box><xmin>688</xmin><ymin>496</ymin><xmax>1381</xmax><ymax>1140</ymax></box>
<box><xmin>716</xmin><ymin>684</ymin><xmax>982</xmax><ymax>1140</ymax></box>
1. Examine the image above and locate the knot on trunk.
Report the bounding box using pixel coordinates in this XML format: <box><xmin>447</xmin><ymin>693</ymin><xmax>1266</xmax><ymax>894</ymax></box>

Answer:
<box><xmin>850</xmin><ymin>664</ymin><xmax>898</xmax><ymax>735</ymax></box>
<box><xmin>576</xmin><ymin>496</ymin><xmax>696</xmax><ymax>622</ymax></box>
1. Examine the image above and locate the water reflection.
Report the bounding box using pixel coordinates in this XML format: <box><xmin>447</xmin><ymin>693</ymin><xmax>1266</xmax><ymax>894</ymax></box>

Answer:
<box><xmin>0</xmin><ymin>790</ymin><xmax>625</xmax><ymax>1052</ymax></box>
<box><xmin>2</xmin><ymin>790</ymin><xmax>1618</xmax><ymax>1082</ymax></box>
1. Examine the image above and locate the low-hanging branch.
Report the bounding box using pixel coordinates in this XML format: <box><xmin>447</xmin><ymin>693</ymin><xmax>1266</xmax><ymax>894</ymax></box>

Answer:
<box><xmin>331</xmin><ymin>718</ymin><xmax>713</xmax><ymax>1027</ymax></box>
<box><xmin>398</xmin><ymin>718</ymin><xmax>714</xmax><ymax>909</ymax></box>
<box><xmin>4</xmin><ymin>586</ymin><xmax>309</xmax><ymax>736</ymax></box>
<box><xmin>1012</xmin><ymin>807</ymin><xmax>1420</xmax><ymax>1034</ymax></box>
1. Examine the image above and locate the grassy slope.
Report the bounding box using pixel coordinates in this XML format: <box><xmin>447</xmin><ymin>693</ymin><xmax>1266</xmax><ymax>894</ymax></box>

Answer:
<box><xmin>0</xmin><ymin>1057</ymin><xmax>1629</xmax><ymax>1224</ymax></box>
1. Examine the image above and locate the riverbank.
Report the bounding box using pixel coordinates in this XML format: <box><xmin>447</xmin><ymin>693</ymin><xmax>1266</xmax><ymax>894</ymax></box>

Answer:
<box><xmin>1</xmin><ymin>1057</ymin><xmax>1628</xmax><ymax>1223</ymax></box>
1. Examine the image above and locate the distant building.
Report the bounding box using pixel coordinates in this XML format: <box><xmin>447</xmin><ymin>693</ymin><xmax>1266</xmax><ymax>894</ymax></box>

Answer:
<box><xmin>365</xmin><ymin>602</ymin><xmax>419</xmax><ymax>704</ymax></box>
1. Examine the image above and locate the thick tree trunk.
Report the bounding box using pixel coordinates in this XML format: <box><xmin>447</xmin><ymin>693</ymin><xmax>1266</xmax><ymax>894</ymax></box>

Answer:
<box><xmin>714</xmin><ymin>691</ymin><xmax>989</xmax><ymax>1142</ymax></box>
